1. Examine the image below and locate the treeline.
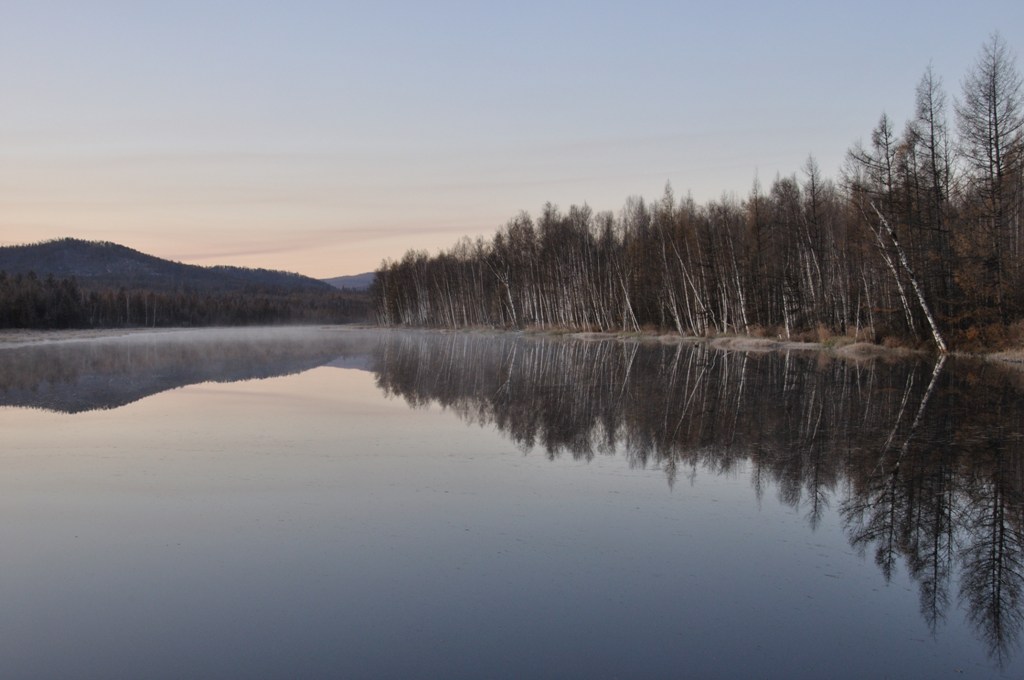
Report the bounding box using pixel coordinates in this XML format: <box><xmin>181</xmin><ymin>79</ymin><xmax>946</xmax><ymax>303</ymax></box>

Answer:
<box><xmin>373</xmin><ymin>35</ymin><xmax>1024</xmax><ymax>350</ymax></box>
<box><xmin>0</xmin><ymin>271</ymin><xmax>369</xmax><ymax>329</ymax></box>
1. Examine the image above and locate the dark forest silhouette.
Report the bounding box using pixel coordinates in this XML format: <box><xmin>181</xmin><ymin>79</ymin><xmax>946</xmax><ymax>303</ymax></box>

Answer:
<box><xmin>0</xmin><ymin>270</ymin><xmax>368</xmax><ymax>328</ymax></box>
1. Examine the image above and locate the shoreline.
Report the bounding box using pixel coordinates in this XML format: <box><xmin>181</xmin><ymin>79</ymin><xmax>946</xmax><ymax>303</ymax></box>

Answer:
<box><xmin>422</xmin><ymin>326</ymin><xmax>1024</xmax><ymax>367</ymax></box>
<box><xmin>0</xmin><ymin>327</ymin><xmax>175</xmax><ymax>348</ymax></box>
<box><xmin>0</xmin><ymin>325</ymin><xmax>367</xmax><ymax>349</ymax></box>
<box><xmin>545</xmin><ymin>329</ymin><xmax>929</xmax><ymax>360</ymax></box>
<box><xmin>1</xmin><ymin>324</ymin><xmax>1022</xmax><ymax>369</ymax></box>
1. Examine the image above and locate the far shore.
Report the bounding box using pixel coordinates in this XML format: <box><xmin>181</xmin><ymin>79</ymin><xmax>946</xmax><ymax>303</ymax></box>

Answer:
<box><xmin>0</xmin><ymin>327</ymin><xmax>178</xmax><ymax>348</ymax></box>
<box><xmin>0</xmin><ymin>325</ymin><xmax>368</xmax><ymax>349</ymax></box>
<box><xmin>1</xmin><ymin>324</ymin><xmax>1022</xmax><ymax>369</ymax></box>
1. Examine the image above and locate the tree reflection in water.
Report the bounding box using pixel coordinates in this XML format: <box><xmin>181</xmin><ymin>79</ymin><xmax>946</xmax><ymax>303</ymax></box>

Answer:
<box><xmin>372</xmin><ymin>331</ymin><xmax>1024</xmax><ymax>665</ymax></box>
<box><xmin>2</xmin><ymin>328</ymin><xmax>1022</xmax><ymax>665</ymax></box>
<box><xmin>0</xmin><ymin>328</ymin><xmax>380</xmax><ymax>412</ymax></box>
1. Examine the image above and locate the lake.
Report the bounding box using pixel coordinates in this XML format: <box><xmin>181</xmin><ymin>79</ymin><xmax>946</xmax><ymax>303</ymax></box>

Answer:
<box><xmin>1</xmin><ymin>326</ymin><xmax>1022</xmax><ymax>679</ymax></box>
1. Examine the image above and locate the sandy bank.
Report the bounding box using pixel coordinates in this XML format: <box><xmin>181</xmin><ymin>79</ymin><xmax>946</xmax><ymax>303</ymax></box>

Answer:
<box><xmin>562</xmin><ymin>329</ymin><xmax>945</xmax><ymax>362</ymax></box>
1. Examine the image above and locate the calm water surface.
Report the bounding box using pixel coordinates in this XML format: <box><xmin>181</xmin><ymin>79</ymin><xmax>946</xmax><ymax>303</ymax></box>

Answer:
<box><xmin>1</xmin><ymin>327</ymin><xmax>1022</xmax><ymax>679</ymax></box>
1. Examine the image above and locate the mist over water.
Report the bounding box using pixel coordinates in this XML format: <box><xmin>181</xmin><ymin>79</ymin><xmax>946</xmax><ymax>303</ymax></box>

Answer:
<box><xmin>0</xmin><ymin>326</ymin><xmax>380</xmax><ymax>412</ymax></box>
<box><xmin>1</xmin><ymin>327</ymin><xmax>1022</xmax><ymax>678</ymax></box>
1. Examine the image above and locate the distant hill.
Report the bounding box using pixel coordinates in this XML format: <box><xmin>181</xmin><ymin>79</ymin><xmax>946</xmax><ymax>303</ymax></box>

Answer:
<box><xmin>0</xmin><ymin>238</ymin><xmax>333</xmax><ymax>294</ymax></box>
<box><xmin>323</xmin><ymin>272</ymin><xmax>375</xmax><ymax>291</ymax></box>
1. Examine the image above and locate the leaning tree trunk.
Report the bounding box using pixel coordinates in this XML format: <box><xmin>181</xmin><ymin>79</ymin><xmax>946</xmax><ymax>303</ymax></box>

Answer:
<box><xmin>870</xmin><ymin>203</ymin><xmax>948</xmax><ymax>354</ymax></box>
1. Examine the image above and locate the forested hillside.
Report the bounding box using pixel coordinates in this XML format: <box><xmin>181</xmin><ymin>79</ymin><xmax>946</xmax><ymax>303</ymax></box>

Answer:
<box><xmin>372</xmin><ymin>35</ymin><xmax>1024</xmax><ymax>352</ymax></box>
<box><xmin>0</xmin><ymin>238</ymin><xmax>332</xmax><ymax>294</ymax></box>
<box><xmin>0</xmin><ymin>240</ymin><xmax>369</xmax><ymax>328</ymax></box>
<box><xmin>323</xmin><ymin>272</ymin><xmax>376</xmax><ymax>291</ymax></box>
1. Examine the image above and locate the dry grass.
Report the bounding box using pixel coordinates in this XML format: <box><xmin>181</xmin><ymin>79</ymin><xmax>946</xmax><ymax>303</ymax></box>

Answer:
<box><xmin>710</xmin><ymin>337</ymin><xmax>784</xmax><ymax>352</ymax></box>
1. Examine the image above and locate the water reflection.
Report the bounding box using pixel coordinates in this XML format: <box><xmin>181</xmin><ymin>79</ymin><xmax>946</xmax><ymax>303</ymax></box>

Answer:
<box><xmin>372</xmin><ymin>332</ymin><xmax>1024</xmax><ymax>665</ymax></box>
<box><xmin>3</xmin><ymin>328</ymin><xmax>1024</xmax><ymax>666</ymax></box>
<box><xmin>0</xmin><ymin>327</ymin><xmax>378</xmax><ymax>412</ymax></box>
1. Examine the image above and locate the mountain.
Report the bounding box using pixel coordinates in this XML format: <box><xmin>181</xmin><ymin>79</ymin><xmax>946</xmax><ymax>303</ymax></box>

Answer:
<box><xmin>323</xmin><ymin>272</ymin><xmax>375</xmax><ymax>291</ymax></box>
<box><xmin>0</xmin><ymin>238</ymin><xmax>333</xmax><ymax>294</ymax></box>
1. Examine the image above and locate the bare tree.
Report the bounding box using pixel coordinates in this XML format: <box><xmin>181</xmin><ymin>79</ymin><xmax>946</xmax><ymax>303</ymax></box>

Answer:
<box><xmin>955</xmin><ymin>32</ymin><xmax>1024</xmax><ymax>317</ymax></box>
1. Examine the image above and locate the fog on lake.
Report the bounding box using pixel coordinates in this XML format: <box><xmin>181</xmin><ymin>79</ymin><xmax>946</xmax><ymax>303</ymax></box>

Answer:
<box><xmin>1</xmin><ymin>327</ymin><xmax>1022</xmax><ymax>679</ymax></box>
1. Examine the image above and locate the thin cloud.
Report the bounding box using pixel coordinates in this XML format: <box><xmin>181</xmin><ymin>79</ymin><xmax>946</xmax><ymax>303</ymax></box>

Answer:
<box><xmin>170</xmin><ymin>222</ymin><xmax>486</xmax><ymax>264</ymax></box>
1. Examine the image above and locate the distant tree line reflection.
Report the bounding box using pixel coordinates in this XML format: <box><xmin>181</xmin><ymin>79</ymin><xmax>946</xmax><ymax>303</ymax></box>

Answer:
<box><xmin>371</xmin><ymin>331</ymin><xmax>1024</xmax><ymax>663</ymax></box>
<box><xmin>0</xmin><ymin>328</ymin><xmax>378</xmax><ymax>412</ymax></box>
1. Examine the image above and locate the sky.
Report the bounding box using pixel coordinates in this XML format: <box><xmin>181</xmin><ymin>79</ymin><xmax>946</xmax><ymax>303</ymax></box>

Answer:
<box><xmin>2</xmin><ymin>1</ymin><xmax>1023</xmax><ymax>279</ymax></box>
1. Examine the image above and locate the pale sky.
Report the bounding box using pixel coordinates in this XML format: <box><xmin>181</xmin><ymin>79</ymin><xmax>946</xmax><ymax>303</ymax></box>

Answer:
<box><xmin>2</xmin><ymin>1</ymin><xmax>1022</xmax><ymax>278</ymax></box>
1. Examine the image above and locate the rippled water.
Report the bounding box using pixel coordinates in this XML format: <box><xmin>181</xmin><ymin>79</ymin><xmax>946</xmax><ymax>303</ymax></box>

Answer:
<box><xmin>1</xmin><ymin>327</ymin><xmax>1022</xmax><ymax>679</ymax></box>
